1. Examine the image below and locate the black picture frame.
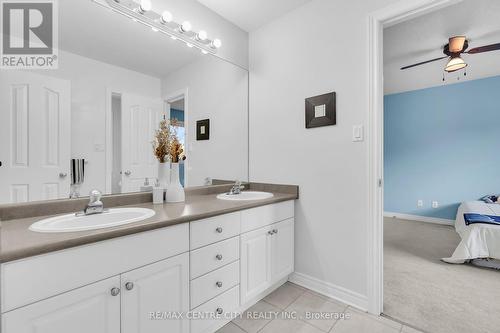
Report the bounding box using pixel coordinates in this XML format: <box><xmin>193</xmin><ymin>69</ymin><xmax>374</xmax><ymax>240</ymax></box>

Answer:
<box><xmin>196</xmin><ymin>119</ymin><xmax>210</xmax><ymax>140</ymax></box>
<box><xmin>305</xmin><ymin>92</ymin><xmax>336</xmax><ymax>128</ymax></box>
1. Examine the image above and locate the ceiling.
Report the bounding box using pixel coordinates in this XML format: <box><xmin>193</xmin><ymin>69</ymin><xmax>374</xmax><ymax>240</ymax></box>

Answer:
<box><xmin>196</xmin><ymin>0</ymin><xmax>311</xmax><ymax>32</ymax></box>
<box><xmin>384</xmin><ymin>0</ymin><xmax>500</xmax><ymax>94</ymax></box>
<box><xmin>59</xmin><ymin>0</ymin><xmax>204</xmax><ymax>78</ymax></box>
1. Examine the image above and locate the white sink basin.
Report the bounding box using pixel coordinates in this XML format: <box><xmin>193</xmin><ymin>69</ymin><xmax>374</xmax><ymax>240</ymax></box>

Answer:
<box><xmin>216</xmin><ymin>191</ymin><xmax>274</xmax><ymax>201</ymax></box>
<box><xmin>29</xmin><ymin>207</ymin><xmax>156</xmax><ymax>233</ymax></box>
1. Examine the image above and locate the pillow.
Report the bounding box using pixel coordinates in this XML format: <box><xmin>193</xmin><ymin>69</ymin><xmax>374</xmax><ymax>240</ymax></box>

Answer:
<box><xmin>481</xmin><ymin>195</ymin><xmax>499</xmax><ymax>204</ymax></box>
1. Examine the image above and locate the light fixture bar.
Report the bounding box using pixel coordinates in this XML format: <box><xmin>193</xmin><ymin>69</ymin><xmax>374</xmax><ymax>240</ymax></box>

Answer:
<box><xmin>97</xmin><ymin>0</ymin><xmax>220</xmax><ymax>55</ymax></box>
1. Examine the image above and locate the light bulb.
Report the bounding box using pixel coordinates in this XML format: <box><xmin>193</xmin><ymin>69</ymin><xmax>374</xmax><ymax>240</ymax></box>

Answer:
<box><xmin>197</xmin><ymin>30</ymin><xmax>207</xmax><ymax>41</ymax></box>
<box><xmin>139</xmin><ymin>0</ymin><xmax>152</xmax><ymax>13</ymax></box>
<box><xmin>171</xmin><ymin>35</ymin><xmax>177</xmax><ymax>40</ymax></box>
<box><xmin>160</xmin><ymin>11</ymin><xmax>172</xmax><ymax>23</ymax></box>
<box><xmin>201</xmin><ymin>50</ymin><xmax>208</xmax><ymax>55</ymax></box>
<box><xmin>445</xmin><ymin>56</ymin><xmax>467</xmax><ymax>72</ymax></box>
<box><xmin>151</xmin><ymin>27</ymin><xmax>158</xmax><ymax>32</ymax></box>
<box><xmin>186</xmin><ymin>43</ymin><xmax>193</xmax><ymax>48</ymax></box>
<box><xmin>180</xmin><ymin>21</ymin><xmax>192</xmax><ymax>32</ymax></box>
<box><xmin>211</xmin><ymin>38</ymin><xmax>222</xmax><ymax>48</ymax></box>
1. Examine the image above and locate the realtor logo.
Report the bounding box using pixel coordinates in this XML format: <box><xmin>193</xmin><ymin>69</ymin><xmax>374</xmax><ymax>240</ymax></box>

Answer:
<box><xmin>1</xmin><ymin>0</ymin><xmax>58</xmax><ymax>69</ymax></box>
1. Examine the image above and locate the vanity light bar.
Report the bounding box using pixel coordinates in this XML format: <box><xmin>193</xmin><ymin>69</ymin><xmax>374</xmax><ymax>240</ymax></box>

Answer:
<box><xmin>96</xmin><ymin>0</ymin><xmax>221</xmax><ymax>55</ymax></box>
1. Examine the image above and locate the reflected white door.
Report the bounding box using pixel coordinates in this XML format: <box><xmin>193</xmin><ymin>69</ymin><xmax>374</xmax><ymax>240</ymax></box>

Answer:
<box><xmin>121</xmin><ymin>93</ymin><xmax>162</xmax><ymax>193</ymax></box>
<box><xmin>0</xmin><ymin>72</ymin><xmax>71</xmax><ymax>203</ymax></box>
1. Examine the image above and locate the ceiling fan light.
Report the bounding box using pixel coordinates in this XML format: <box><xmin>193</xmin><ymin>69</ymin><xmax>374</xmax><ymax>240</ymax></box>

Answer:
<box><xmin>445</xmin><ymin>56</ymin><xmax>467</xmax><ymax>72</ymax></box>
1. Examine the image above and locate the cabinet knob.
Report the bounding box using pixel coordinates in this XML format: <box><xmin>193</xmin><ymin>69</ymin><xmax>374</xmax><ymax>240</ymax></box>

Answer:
<box><xmin>59</xmin><ymin>172</ymin><xmax>67</xmax><ymax>178</ymax></box>
<box><xmin>273</xmin><ymin>229</ymin><xmax>278</xmax><ymax>234</ymax></box>
<box><xmin>110</xmin><ymin>287</ymin><xmax>120</xmax><ymax>296</ymax></box>
<box><xmin>125</xmin><ymin>282</ymin><xmax>134</xmax><ymax>291</ymax></box>
<box><xmin>215</xmin><ymin>227</ymin><xmax>223</xmax><ymax>233</ymax></box>
<box><xmin>215</xmin><ymin>254</ymin><xmax>223</xmax><ymax>260</ymax></box>
<box><xmin>268</xmin><ymin>230</ymin><xmax>273</xmax><ymax>235</ymax></box>
<box><xmin>216</xmin><ymin>281</ymin><xmax>223</xmax><ymax>288</ymax></box>
<box><xmin>216</xmin><ymin>307</ymin><xmax>223</xmax><ymax>315</ymax></box>
<box><xmin>124</xmin><ymin>170</ymin><xmax>131</xmax><ymax>176</ymax></box>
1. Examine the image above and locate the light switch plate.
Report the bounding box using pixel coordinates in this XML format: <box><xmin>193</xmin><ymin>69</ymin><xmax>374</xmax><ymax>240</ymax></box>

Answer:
<box><xmin>352</xmin><ymin>125</ymin><xmax>364</xmax><ymax>142</ymax></box>
<box><xmin>432</xmin><ymin>201</ymin><xmax>439</xmax><ymax>208</ymax></box>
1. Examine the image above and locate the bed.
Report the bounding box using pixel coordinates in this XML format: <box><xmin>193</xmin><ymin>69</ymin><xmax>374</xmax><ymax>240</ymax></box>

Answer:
<box><xmin>442</xmin><ymin>201</ymin><xmax>500</xmax><ymax>264</ymax></box>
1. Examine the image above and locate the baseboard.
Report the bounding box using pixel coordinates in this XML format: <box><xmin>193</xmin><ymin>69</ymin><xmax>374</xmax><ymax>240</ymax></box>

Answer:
<box><xmin>384</xmin><ymin>211</ymin><xmax>454</xmax><ymax>226</ymax></box>
<box><xmin>288</xmin><ymin>272</ymin><xmax>368</xmax><ymax>311</ymax></box>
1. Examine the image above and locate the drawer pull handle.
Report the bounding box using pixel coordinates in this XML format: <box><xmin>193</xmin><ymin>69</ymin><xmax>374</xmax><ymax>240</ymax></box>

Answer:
<box><xmin>216</xmin><ymin>227</ymin><xmax>223</xmax><ymax>233</ymax></box>
<box><xmin>215</xmin><ymin>254</ymin><xmax>223</xmax><ymax>260</ymax></box>
<box><xmin>110</xmin><ymin>287</ymin><xmax>120</xmax><ymax>296</ymax></box>
<box><xmin>216</xmin><ymin>281</ymin><xmax>223</xmax><ymax>288</ymax></box>
<box><xmin>216</xmin><ymin>307</ymin><xmax>224</xmax><ymax>315</ymax></box>
<box><xmin>125</xmin><ymin>282</ymin><xmax>134</xmax><ymax>291</ymax></box>
<box><xmin>273</xmin><ymin>229</ymin><xmax>278</xmax><ymax>234</ymax></box>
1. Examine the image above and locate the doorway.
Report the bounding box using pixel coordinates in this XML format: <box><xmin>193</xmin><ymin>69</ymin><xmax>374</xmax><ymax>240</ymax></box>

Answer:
<box><xmin>367</xmin><ymin>0</ymin><xmax>466</xmax><ymax>317</ymax></box>
<box><xmin>165</xmin><ymin>89</ymin><xmax>189</xmax><ymax>187</ymax></box>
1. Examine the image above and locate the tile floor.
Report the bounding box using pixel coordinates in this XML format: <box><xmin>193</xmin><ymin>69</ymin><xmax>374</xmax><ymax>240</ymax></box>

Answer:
<box><xmin>216</xmin><ymin>282</ymin><xmax>423</xmax><ymax>333</ymax></box>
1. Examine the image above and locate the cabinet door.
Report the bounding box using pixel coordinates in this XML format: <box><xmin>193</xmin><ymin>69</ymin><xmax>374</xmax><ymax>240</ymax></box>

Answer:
<box><xmin>121</xmin><ymin>252</ymin><xmax>190</xmax><ymax>333</ymax></box>
<box><xmin>271</xmin><ymin>218</ymin><xmax>294</xmax><ymax>282</ymax></box>
<box><xmin>240</xmin><ymin>225</ymin><xmax>273</xmax><ymax>305</ymax></box>
<box><xmin>2</xmin><ymin>276</ymin><xmax>120</xmax><ymax>333</ymax></box>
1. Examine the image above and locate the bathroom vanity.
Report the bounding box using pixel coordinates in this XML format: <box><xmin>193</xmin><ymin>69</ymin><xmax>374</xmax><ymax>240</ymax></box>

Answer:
<box><xmin>0</xmin><ymin>185</ymin><xmax>297</xmax><ymax>333</ymax></box>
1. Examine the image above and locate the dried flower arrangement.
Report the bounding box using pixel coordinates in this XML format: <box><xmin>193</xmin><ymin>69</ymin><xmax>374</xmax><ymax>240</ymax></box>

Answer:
<box><xmin>152</xmin><ymin>118</ymin><xmax>186</xmax><ymax>163</ymax></box>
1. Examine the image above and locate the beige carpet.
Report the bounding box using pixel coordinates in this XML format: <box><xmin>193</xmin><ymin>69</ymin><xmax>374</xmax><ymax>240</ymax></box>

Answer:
<box><xmin>384</xmin><ymin>218</ymin><xmax>500</xmax><ymax>333</ymax></box>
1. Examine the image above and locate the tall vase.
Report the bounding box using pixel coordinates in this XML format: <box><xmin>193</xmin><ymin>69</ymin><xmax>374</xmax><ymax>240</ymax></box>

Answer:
<box><xmin>166</xmin><ymin>162</ymin><xmax>185</xmax><ymax>203</ymax></box>
<box><xmin>158</xmin><ymin>161</ymin><xmax>171</xmax><ymax>189</ymax></box>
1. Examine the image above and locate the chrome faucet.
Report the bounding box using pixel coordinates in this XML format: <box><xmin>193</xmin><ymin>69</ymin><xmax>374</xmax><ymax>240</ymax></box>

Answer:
<box><xmin>81</xmin><ymin>189</ymin><xmax>105</xmax><ymax>215</ymax></box>
<box><xmin>227</xmin><ymin>180</ymin><xmax>244</xmax><ymax>195</ymax></box>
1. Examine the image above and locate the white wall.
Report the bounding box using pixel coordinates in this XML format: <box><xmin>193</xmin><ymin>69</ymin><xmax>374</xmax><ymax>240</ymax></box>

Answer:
<box><xmin>162</xmin><ymin>56</ymin><xmax>248</xmax><ymax>186</ymax></box>
<box><xmin>249</xmin><ymin>0</ymin><xmax>398</xmax><ymax>305</ymax></box>
<box><xmin>41</xmin><ymin>50</ymin><xmax>161</xmax><ymax>195</ymax></box>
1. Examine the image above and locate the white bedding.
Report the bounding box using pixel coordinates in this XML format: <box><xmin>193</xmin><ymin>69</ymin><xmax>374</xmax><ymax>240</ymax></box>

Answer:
<box><xmin>442</xmin><ymin>201</ymin><xmax>500</xmax><ymax>264</ymax></box>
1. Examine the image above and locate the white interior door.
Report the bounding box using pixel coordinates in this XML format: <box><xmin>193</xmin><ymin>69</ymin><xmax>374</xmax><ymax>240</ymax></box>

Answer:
<box><xmin>121</xmin><ymin>253</ymin><xmax>190</xmax><ymax>333</ymax></box>
<box><xmin>0</xmin><ymin>71</ymin><xmax>71</xmax><ymax>203</ymax></box>
<box><xmin>121</xmin><ymin>93</ymin><xmax>163</xmax><ymax>193</ymax></box>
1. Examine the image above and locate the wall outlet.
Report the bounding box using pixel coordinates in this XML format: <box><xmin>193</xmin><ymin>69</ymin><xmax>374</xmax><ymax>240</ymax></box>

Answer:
<box><xmin>417</xmin><ymin>200</ymin><xmax>423</xmax><ymax>208</ymax></box>
<box><xmin>432</xmin><ymin>201</ymin><xmax>439</xmax><ymax>208</ymax></box>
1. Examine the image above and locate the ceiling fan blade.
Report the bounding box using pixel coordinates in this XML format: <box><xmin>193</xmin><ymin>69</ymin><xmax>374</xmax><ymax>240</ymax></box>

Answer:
<box><xmin>400</xmin><ymin>56</ymin><xmax>448</xmax><ymax>70</ymax></box>
<box><xmin>467</xmin><ymin>43</ymin><xmax>500</xmax><ymax>54</ymax></box>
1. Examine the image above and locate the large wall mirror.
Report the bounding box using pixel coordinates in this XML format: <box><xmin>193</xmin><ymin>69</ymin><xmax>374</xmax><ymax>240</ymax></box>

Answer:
<box><xmin>0</xmin><ymin>0</ymin><xmax>248</xmax><ymax>204</ymax></box>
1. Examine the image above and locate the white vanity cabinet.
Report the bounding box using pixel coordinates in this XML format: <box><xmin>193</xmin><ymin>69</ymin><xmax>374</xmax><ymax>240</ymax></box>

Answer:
<box><xmin>2</xmin><ymin>276</ymin><xmax>121</xmax><ymax>333</ymax></box>
<box><xmin>121</xmin><ymin>253</ymin><xmax>190</xmax><ymax>333</ymax></box>
<box><xmin>240</xmin><ymin>217</ymin><xmax>294</xmax><ymax>306</ymax></box>
<box><xmin>1</xmin><ymin>200</ymin><xmax>295</xmax><ymax>333</ymax></box>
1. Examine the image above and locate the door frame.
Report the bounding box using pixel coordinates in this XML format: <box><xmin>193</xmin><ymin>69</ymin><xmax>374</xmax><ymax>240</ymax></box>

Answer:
<box><xmin>105</xmin><ymin>87</ymin><xmax>123</xmax><ymax>194</ymax></box>
<box><xmin>366</xmin><ymin>0</ymin><xmax>463</xmax><ymax>315</ymax></box>
<box><xmin>164</xmin><ymin>88</ymin><xmax>189</xmax><ymax>187</ymax></box>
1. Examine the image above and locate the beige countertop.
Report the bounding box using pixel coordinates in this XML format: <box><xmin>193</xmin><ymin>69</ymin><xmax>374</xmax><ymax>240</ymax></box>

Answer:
<box><xmin>0</xmin><ymin>190</ymin><xmax>297</xmax><ymax>263</ymax></box>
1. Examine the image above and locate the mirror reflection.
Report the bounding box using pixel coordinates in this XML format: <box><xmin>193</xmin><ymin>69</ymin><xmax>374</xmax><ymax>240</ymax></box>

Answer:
<box><xmin>0</xmin><ymin>0</ymin><xmax>248</xmax><ymax>204</ymax></box>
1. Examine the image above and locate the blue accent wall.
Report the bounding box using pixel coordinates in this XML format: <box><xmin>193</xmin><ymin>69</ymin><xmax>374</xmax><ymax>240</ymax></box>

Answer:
<box><xmin>384</xmin><ymin>75</ymin><xmax>500</xmax><ymax>220</ymax></box>
<box><xmin>170</xmin><ymin>108</ymin><xmax>184</xmax><ymax>122</ymax></box>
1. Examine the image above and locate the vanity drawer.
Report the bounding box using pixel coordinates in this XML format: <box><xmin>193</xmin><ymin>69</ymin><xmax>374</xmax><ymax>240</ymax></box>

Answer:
<box><xmin>190</xmin><ymin>236</ymin><xmax>239</xmax><ymax>279</ymax></box>
<box><xmin>241</xmin><ymin>200</ymin><xmax>294</xmax><ymax>233</ymax></box>
<box><xmin>190</xmin><ymin>260</ymin><xmax>240</xmax><ymax>309</ymax></box>
<box><xmin>190</xmin><ymin>285</ymin><xmax>239</xmax><ymax>333</ymax></box>
<box><xmin>190</xmin><ymin>212</ymin><xmax>241</xmax><ymax>250</ymax></box>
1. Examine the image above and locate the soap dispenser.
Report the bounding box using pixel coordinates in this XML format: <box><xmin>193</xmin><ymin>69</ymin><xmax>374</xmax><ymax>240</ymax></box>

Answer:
<box><xmin>140</xmin><ymin>178</ymin><xmax>153</xmax><ymax>192</ymax></box>
<box><xmin>153</xmin><ymin>178</ymin><xmax>164</xmax><ymax>204</ymax></box>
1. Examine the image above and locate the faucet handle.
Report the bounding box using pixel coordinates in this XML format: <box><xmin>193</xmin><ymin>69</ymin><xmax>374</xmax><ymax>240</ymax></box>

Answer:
<box><xmin>89</xmin><ymin>189</ymin><xmax>102</xmax><ymax>203</ymax></box>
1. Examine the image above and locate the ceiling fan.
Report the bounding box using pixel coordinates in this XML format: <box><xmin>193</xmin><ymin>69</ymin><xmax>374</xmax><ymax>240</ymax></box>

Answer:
<box><xmin>401</xmin><ymin>36</ymin><xmax>500</xmax><ymax>72</ymax></box>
